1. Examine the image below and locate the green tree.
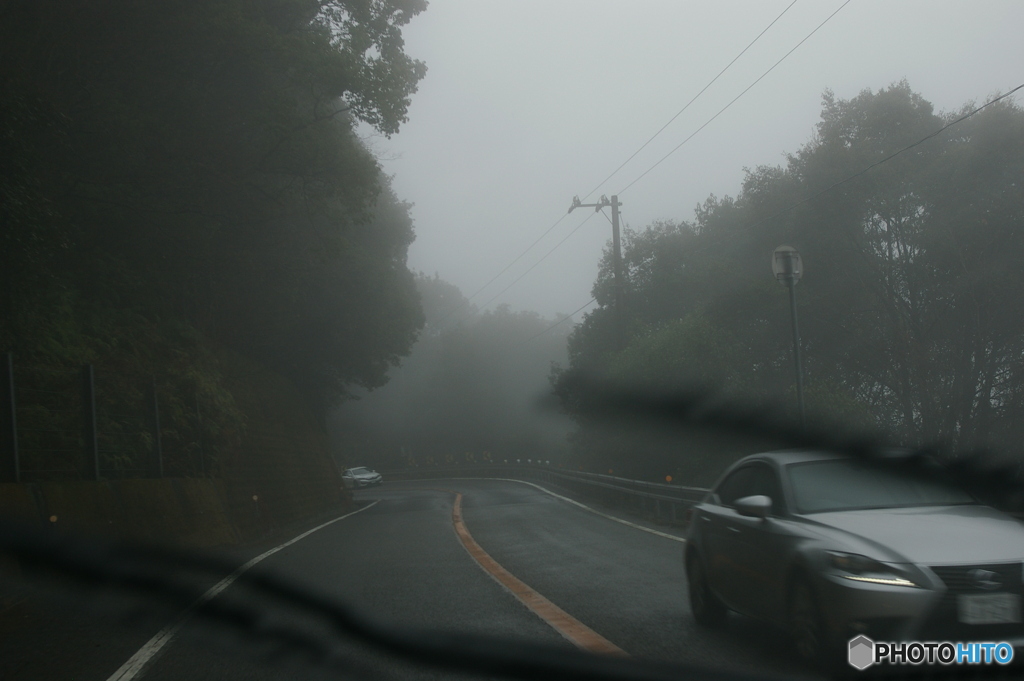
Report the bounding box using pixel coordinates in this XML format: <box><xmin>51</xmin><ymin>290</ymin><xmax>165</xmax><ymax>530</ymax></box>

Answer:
<box><xmin>559</xmin><ymin>82</ymin><xmax>1024</xmax><ymax>479</ymax></box>
<box><xmin>0</xmin><ymin>0</ymin><xmax>428</xmax><ymax>415</ymax></box>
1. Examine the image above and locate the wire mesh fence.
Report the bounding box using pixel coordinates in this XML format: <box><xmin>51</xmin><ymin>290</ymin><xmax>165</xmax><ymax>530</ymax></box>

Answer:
<box><xmin>0</xmin><ymin>354</ymin><xmax>208</xmax><ymax>483</ymax></box>
<box><xmin>9</xmin><ymin>363</ymin><xmax>84</xmax><ymax>482</ymax></box>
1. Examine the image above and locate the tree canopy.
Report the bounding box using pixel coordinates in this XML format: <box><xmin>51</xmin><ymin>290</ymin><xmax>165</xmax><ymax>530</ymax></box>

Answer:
<box><xmin>0</xmin><ymin>0</ymin><xmax>428</xmax><ymax>418</ymax></box>
<box><xmin>557</xmin><ymin>83</ymin><xmax>1024</xmax><ymax>478</ymax></box>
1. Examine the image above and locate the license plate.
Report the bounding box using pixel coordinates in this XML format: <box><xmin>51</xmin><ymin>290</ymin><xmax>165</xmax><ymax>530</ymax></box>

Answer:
<box><xmin>958</xmin><ymin>593</ymin><xmax>1022</xmax><ymax>624</ymax></box>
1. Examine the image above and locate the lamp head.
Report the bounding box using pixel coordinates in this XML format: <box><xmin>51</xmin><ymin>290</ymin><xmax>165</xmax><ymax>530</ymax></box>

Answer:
<box><xmin>772</xmin><ymin>245</ymin><xmax>803</xmax><ymax>285</ymax></box>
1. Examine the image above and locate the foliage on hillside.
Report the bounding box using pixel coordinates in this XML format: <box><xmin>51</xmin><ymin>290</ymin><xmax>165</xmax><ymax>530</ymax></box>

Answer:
<box><xmin>556</xmin><ymin>83</ymin><xmax>1024</xmax><ymax>478</ymax></box>
<box><xmin>330</xmin><ymin>274</ymin><xmax>574</xmax><ymax>469</ymax></box>
<box><xmin>0</xmin><ymin>0</ymin><xmax>427</xmax><ymax>471</ymax></box>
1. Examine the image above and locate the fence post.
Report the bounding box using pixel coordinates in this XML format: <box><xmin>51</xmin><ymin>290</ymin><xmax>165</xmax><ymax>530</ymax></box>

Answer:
<box><xmin>82</xmin><ymin>364</ymin><xmax>99</xmax><ymax>481</ymax></box>
<box><xmin>1</xmin><ymin>353</ymin><xmax>19</xmax><ymax>483</ymax></box>
<box><xmin>148</xmin><ymin>381</ymin><xmax>163</xmax><ymax>478</ymax></box>
<box><xmin>195</xmin><ymin>393</ymin><xmax>205</xmax><ymax>477</ymax></box>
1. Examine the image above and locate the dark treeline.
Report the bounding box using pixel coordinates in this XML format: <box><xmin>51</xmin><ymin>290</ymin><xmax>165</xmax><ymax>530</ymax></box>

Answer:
<box><xmin>329</xmin><ymin>273</ymin><xmax>573</xmax><ymax>469</ymax></box>
<box><xmin>0</xmin><ymin>0</ymin><xmax>427</xmax><ymax>466</ymax></box>
<box><xmin>556</xmin><ymin>83</ymin><xmax>1024</xmax><ymax>482</ymax></box>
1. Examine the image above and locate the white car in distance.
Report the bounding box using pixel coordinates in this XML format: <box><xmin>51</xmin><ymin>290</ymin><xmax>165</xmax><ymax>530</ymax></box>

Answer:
<box><xmin>342</xmin><ymin>466</ymin><xmax>383</xmax><ymax>489</ymax></box>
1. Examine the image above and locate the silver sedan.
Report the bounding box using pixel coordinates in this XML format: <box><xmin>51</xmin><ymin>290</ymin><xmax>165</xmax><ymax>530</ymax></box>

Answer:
<box><xmin>684</xmin><ymin>450</ymin><xmax>1024</xmax><ymax>665</ymax></box>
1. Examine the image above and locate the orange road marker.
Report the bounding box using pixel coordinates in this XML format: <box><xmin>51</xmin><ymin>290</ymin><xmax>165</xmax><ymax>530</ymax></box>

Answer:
<box><xmin>451</xmin><ymin>493</ymin><xmax>627</xmax><ymax>657</ymax></box>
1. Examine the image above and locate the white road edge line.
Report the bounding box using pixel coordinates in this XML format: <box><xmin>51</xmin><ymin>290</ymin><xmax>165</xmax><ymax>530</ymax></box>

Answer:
<box><xmin>448</xmin><ymin>477</ymin><xmax>687</xmax><ymax>543</ymax></box>
<box><xmin>106</xmin><ymin>500</ymin><xmax>381</xmax><ymax>681</ymax></box>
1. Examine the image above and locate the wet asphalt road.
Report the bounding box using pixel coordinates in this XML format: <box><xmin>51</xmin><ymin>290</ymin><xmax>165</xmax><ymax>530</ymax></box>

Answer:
<box><xmin>4</xmin><ymin>478</ymin><xmax>817</xmax><ymax>681</ymax></box>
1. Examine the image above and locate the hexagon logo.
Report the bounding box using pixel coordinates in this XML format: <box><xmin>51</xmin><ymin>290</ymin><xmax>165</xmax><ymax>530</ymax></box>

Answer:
<box><xmin>848</xmin><ymin>635</ymin><xmax>875</xmax><ymax>670</ymax></box>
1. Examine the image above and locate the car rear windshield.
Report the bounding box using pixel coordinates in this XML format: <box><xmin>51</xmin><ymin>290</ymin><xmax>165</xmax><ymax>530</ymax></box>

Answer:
<box><xmin>788</xmin><ymin>459</ymin><xmax>974</xmax><ymax>513</ymax></box>
<box><xmin>350</xmin><ymin>467</ymin><xmax>369</xmax><ymax>474</ymax></box>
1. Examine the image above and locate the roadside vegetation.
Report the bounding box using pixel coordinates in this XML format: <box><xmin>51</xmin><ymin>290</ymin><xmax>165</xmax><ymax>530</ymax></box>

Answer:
<box><xmin>0</xmin><ymin>0</ymin><xmax>428</xmax><ymax>473</ymax></box>
<box><xmin>555</xmin><ymin>83</ymin><xmax>1024</xmax><ymax>480</ymax></box>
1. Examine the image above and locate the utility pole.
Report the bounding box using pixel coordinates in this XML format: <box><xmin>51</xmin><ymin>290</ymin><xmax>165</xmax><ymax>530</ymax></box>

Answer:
<box><xmin>569</xmin><ymin>195</ymin><xmax>625</xmax><ymax>351</ymax></box>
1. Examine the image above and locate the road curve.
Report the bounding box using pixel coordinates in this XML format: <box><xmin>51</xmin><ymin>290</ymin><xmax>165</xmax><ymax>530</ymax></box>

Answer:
<box><xmin>4</xmin><ymin>478</ymin><xmax>817</xmax><ymax>681</ymax></box>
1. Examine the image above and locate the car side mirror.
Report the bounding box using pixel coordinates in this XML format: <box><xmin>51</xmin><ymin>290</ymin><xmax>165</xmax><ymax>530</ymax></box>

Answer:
<box><xmin>735</xmin><ymin>495</ymin><xmax>772</xmax><ymax>519</ymax></box>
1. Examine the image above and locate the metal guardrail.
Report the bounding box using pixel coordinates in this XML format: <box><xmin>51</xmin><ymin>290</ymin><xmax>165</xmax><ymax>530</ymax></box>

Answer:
<box><xmin>379</xmin><ymin>465</ymin><xmax>710</xmax><ymax>526</ymax></box>
<box><xmin>381</xmin><ymin>465</ymin><xmax>1024</xmax><ymax>525</ymax></box>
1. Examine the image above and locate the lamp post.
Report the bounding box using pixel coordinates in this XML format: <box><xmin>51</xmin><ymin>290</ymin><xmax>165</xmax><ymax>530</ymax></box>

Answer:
<box><xmin>772</xmin><ymin>245</ymin><xmax>805</xmax><ymax>427</ymax></box>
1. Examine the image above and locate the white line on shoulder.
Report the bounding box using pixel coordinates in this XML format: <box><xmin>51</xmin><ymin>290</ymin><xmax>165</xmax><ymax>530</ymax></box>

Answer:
<box><xmin>106</xmin><ymin>500</ymin><xmax>380</xmax><ymax>681</ymax></box>
<box><xmin>447</xmin><ymin>477</ymin><xmax>686</xmax><ymax>543</ymax></box>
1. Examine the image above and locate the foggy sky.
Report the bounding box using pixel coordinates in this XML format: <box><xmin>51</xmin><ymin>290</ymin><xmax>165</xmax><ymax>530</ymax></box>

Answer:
<box><xmin>368</xmin><ymin>0</ymin><xmax>1024</xmax><ymax>320</ymax></box>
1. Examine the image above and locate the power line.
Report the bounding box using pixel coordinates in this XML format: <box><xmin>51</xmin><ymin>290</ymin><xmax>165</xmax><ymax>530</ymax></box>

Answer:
<box><xmin>459</xmin><ymin>211</ymin><xmax>600</xmax><ymax>323</ymax></box>
<box><xmin>519</xmin><ymin>85</ymin><xmax>1024</xmax><ymax>348</ymax></box>
<box><xmin>439</xmin><ymin>0</ymin><xmax>848</xmax><ymax>328</ymax></box>
<box><xmin>579</xmin><ymin>0</ymin><xmax>799</xmax><ymax>203</ymax></box>
<box><xmin>523</xmin><ymin>298</ymin><xmax>597</xmax><ymax>344</ymax></box>
<box><xmin>746</xmin><ymin>81</ymin><xmax>1024</xmax><ymax>231</ymax></box>
<box><xmin>435</xmin><ymin>213</ymin><xmax>570</xmax><ymax>327</ymax></box>
<box><xmin>617</xmin><ymin>0</ymin><xmax>851</xmax><ymax>196</ymax></box>
<box><xmin>447</xmin><ymin>45</ymin><xmax>1018</xmax><ymax>346</ymax></box>
<box><xmin>437</xmin><ymin>2</ymin><xmax>801</xmax><ymax>326</ymax></box>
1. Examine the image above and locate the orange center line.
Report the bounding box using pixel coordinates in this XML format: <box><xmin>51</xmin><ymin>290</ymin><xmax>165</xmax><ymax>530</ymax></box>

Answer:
<box><xmin>451</xmin><ymin>492</ymin><xmax>627</xmax><ymax>657</ymax></box>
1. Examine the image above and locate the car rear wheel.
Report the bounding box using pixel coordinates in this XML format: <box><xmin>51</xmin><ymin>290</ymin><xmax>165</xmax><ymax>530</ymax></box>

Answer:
<box><xmin>687</xmin><ymin>554</ymin><xmax>726</xmax><ymax>626</ymax></box>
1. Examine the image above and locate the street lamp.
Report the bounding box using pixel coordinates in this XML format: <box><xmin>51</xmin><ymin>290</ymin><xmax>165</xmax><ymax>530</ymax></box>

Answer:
<box><xmin>772</xmin><ymin>245</ymin><xmax>805</xmax><ymax>427</ymax></box>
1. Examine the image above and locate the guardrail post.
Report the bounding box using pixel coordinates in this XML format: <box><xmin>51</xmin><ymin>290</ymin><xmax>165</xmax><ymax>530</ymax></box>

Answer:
<box><xmin>1</xmin><ymin>353</ymin><xmax>19</xmax><ymax>483</ymax></box>
<box><xmin>148</xmin><ymin>381</ymin><xmax>163</xmax><ymax>478</ymax></box>
<box><xmin>82</xmin><ymin>364</ymin><xmax>99</xmax><ymax>481</ymax></box>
